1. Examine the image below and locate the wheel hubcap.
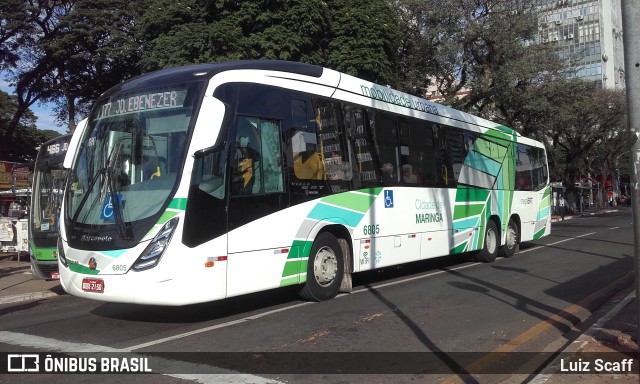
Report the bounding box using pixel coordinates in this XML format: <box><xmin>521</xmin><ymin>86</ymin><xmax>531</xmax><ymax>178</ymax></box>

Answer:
<box><xmin>486</xmin><ymin>228</ymin><xmax>497</xmax><ymax>254</ymax></box>
<box><xmin>314</xmin><ymin>246</ymin><xmax>337</xmax><ymax>286</ymax></box>
<box><xmin>506</xmin><ymin>226</ymin><xmax>517</xmax><ymax>249</ymax></box>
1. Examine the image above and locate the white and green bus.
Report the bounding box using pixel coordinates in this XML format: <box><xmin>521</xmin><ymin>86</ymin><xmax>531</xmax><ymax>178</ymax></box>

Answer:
<box><xmin>58</xmin><ymin>60</ymin><xmax>550</xmax><ymax>305</ymax></box>
<box><xmin>28</xmin><ymin>133</ymin><xmax>72</xmax><ymax>279</ymax></box>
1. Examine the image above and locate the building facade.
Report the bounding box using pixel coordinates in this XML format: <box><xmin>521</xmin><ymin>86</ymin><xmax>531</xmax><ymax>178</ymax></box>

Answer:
<box><xmin>537</xmin><ymin>0</ymin><xmax>624</xmax><ymax>89</ymax></box>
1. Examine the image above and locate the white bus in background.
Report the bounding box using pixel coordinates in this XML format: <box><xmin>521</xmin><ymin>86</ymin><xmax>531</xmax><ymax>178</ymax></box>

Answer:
<box><xmin>58</xmin><ymin>60</ymin><xmax>551</xmax><ymax>305</ymax></box>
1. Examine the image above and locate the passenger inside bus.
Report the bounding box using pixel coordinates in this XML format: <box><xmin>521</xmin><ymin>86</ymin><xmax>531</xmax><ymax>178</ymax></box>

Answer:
<box><xmin>232</xmin><ymin>119</ymin><xmax>261</xmax><ymax>195</ymax></box>
<box><xmin>401</xmin><ymin>164</ymin><xmax>421</xmax><ymax>184</ymax></box>
<box><xmin>380</xmin><ymin>163</ymin><xmax>396</xmax><ymax>185</ymax></box>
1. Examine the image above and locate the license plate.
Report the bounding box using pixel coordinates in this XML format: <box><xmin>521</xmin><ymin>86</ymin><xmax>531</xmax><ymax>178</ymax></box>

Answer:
<box><xmin>81</xmin><ymin>278</ymin><xmax>104</xmax><ymax>293</ymax></box>
<box><xmin>50</xmin><ymin>272</ymin><xmax>60</xmax><ymax>280</ymax></box>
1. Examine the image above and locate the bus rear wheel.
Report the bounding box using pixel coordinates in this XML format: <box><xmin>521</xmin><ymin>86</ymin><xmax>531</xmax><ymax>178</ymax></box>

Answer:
<box><xmin>299</xmin><ymin>232</ymin><xmax>344</xmax><ymax>301</ymax></box>
<box><xmin>499</xmin><ymin>218</ymin><xmax>518</xmax><ymax>258</ymax></box>
<box><xmin>476</xmin><ymin>220</ymin><xmax>498</xmax><ymax>263</ymax></box>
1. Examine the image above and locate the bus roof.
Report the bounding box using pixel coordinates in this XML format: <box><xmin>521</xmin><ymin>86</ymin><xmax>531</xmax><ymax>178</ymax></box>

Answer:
<box><xmin>102</xmin><ymin>60</ymin><xmax>324</xmax><ymax>98</ymax></box>
<box><xmin>99</xmin><ymin>60</ymin><xmax>521</xmax><ymax>140</ymax></box>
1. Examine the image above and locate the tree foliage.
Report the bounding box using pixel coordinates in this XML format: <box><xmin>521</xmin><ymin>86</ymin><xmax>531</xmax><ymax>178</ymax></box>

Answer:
<box><xmin>0</xmin><ymin>90</ymin><xmax>57</xmax><ymax>162</ymax></box>
<box><xmin>542</xmin><ymin>82</ymin><xmax>628</xmax><ymax>207</ymax></box>
<box><xmin>0</xmin><ymin>0</ymin><xmax>144</xmax><ymax>160</ymax></box>
<box><xmin>138</xmin><ymin>0</ymin><xmax>400</xmax><ymax>84</ymax></box>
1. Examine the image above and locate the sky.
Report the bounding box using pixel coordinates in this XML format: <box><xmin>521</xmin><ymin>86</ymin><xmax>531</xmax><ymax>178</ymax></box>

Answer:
<box><xmin>0</xmin><ymin>75</ymin><xmax>67</xmax><ymax>134</ymax></box>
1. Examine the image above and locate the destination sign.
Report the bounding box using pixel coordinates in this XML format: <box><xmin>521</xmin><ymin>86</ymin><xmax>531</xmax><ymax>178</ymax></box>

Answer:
<box><xmin>95</xmin><ymin>89</ymin><xmax>188</xmax><ymax>120</ymax></box>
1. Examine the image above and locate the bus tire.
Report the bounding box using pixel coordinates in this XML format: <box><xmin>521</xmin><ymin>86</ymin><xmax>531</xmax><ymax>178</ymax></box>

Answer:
<box><xmin>499</xmin><ymin>218</ymin><xmax>518</xmax><ymax>258</ymax></box>
<box><xmin>476</xmin><ymin>220</ymin><xmax>498</xmax><ymax>263</ymax></box>
<box><xmin>299</xmin><ymin>232</ymin><xmax>344</xmax><ymax>301</ymax></box>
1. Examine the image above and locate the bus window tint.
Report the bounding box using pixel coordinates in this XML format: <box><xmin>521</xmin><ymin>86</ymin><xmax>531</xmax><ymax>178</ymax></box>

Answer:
<box><xmin>516</xmin><ymin>144</ymin><xmax>534</xmax><ymax>191</ymax></box>
<box><xmin>372</xmin><ymin>113</ymin><xmax>399</xmax><ymax>185</ymax></box>
<box><xmin>291</xmin><ymin>99</ymin><xmax>323</xmax><ymax>180</ymax></box>
<box><xmin>315</xmin><ymin>100</ymin><xmax>352</xmax><ymax>183</ymax></box>
<box><xmin>232</xmin><ymin>116</ymin><xmax>284</xmax><ymax>195</ymax></box>
<box><xmin>344</xmin><ymin>106</ymin><xmax>377</xmax><ymax>188</ymax></box>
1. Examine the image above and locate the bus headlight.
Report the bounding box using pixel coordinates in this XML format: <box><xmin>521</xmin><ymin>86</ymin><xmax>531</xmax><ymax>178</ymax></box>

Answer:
<box><xmin>132</xmin><ymin>217</ymin><xmax>179</xmax><ymax>271</ymax></box>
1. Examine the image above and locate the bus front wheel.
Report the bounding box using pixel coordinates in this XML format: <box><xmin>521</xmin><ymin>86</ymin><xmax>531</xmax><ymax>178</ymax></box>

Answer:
<box><xmin>476</xmin><ymin>220</ymin><xmax>498</xmax><ymax>263</ymax></box>
<box><xmin>299</xmin><ymin>232</ymin><xmax>344</xmax><ymax>301</ymax></box>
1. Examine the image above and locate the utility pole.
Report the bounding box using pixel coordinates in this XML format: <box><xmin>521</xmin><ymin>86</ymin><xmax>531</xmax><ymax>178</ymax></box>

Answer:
<box><xmin>621</xmin><ymin>0</ymin><xmax>640</xmax><ymax>346</ymax></box>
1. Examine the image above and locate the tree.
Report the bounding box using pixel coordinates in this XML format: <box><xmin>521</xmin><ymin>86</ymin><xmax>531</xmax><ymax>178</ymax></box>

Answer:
<box><xmin>325</xmin><ymin>0</ymin><xmax>400</xmax><ymax>85</ymax></box>
<box><xmin>138</xmin><ymin>0</ymin><xmax>332</xmax><ymax>70</ymax></box>
<box><xmin>0</xmin><ymin>90</ymin><xmax>56</xmax><ymax>162</ymax></box>
<box><xmin>138</xmin><ymin>0</ymin><xmax>400</xmax><ymax>84</ymax></box>
<box><xmin>1</xmin><ymin>0</ymin><xmax>145</xmax><ymax>158</ymax></box>
<box><xmin>391</xmin><ymin>0</ymin><xmax>564</xmax><ymax>132</ymax></box>
<box><xmin>0</xmin><ymin>0</ymin><xmax>34</xmax><ymax>70</ymax></box>
<box><xmin>541</xmin><ymin>80</ymin><xmax>627</xmax><ymax>209</ymax></box>
<box><xmin>36</xmin><ymin>0</ymin><xmax>146</xmax><ymax>131</ymax></box>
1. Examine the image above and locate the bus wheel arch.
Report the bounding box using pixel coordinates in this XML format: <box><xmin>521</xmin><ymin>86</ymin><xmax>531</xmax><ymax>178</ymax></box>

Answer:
<box><xmin>299</xmin><ymin>226</ymin><xmax>351</xmax><ymax>301</ymax></box>
<box><xmin>476</xmin><ymin>216</ymin><xmax>500</xmax><ymax>263</ymax></box>
<box><xmin>500</xmin><ymin>215</ymin><xmax>520</xmax><ymax>258</ymax></box>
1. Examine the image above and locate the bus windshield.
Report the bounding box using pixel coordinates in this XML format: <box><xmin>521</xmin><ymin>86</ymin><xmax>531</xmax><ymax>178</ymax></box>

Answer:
<box><xmin>66</xmin><ymin>82</ymin><xmax>203</xmax><ymax>239</ymax></box>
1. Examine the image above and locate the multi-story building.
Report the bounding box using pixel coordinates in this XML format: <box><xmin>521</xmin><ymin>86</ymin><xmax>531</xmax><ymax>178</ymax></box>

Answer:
<box><xmin>537</xmin><ymin>0</ymin><xmax>624</xmax><ymax>89</ymax></box>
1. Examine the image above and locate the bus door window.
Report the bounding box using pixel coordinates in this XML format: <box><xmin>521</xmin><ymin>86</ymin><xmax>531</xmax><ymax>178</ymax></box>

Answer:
<box><xmin>232</xmin><ymin>116</ymin><xmax>284</xmax><ymax>196</ymax></box>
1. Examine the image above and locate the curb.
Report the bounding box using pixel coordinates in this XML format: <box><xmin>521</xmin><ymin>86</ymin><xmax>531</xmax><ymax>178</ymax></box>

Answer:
<box><xmin>0</xmin><ymin>290</ymin><xmax>62</xmax><ymax>305</ymax></box>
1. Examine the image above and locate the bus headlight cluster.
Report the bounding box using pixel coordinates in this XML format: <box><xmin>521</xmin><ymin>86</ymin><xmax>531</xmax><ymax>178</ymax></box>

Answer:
<box><xmin>58</xmin><ymin>238</ymin><xmax>67</xmax><ymax>268</ymax></box>
<box><xmin>132</xmin><ymin>217</ymin><xmax>179</xmax><ymax>271</ymax></box>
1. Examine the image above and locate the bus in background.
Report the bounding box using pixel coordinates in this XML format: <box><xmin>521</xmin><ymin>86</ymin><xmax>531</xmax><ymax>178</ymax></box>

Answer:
<box><xmin>58</xmin><ymin>60</ymin><xmax>550</xmax><ymax>305</ymax></box>
<box><xmin>29</xmin><ymin>134</ymin><xmax>72</xmax><ymax>279</ymax></box>
<box><xmin>29</xmin><ymin>120</ymin><xmax>87</xmax><ymax>279</ymax></box>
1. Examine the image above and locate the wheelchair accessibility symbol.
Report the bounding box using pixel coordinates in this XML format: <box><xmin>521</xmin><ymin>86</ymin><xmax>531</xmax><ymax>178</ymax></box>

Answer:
<box><xmin>384</xmin><ymin>190</ymin><xmax>394</xmax><ymax>208</ymax></box>
<box><xmin>101</xmin><ymin>194</ymin><xmax>122</xmax><ymax>221</ymax></box>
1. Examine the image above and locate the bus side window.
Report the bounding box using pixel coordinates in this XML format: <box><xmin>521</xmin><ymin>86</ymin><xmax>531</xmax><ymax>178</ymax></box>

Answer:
<box><xmin>372</xmin><ymin>113</ymin><xmax>399</xmax><ymax>185</ymax></box>
<box><xmin>290</xmin><ymin>99</ymin><xmax>324</xmax><ymax>180</ymax></box>
<box><xmin>344</xmin><ymin>106</ymin><xmax>377</xmax><ymax>188</ymax></box>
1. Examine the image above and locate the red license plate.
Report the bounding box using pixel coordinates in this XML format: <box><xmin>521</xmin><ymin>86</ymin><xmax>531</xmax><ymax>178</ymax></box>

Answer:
<box><xmin>50</xmin><ymin>272</ymin><xmax>60</xmax><ymax>280</ymax></box>
<box><xmin>81</xmin><ymin>278</ymin><xmax>104</xmax><ymax>293</ymax></box>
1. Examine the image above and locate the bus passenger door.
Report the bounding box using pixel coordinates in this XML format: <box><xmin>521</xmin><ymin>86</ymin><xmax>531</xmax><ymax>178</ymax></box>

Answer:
<box><xmin>226</xmin><ymin>115</ymin><xmax>289</xmax><ymax>297</ymax></box>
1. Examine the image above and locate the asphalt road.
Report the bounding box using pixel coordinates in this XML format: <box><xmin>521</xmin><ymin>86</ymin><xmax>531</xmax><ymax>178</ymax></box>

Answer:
<box><xmin>0</xmin><ymin>208</ymin><xmax>634</xmax><ymax>384</ymax></box>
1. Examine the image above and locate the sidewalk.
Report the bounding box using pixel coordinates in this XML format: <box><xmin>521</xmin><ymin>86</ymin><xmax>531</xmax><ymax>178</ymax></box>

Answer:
<box><xmin>0</xmin><ymin>252</ymin><xmax>64</xmax><ymax>305</ymax></box>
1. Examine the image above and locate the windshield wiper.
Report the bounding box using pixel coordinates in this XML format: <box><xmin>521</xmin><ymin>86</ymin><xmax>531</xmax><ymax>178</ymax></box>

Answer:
<box><xmin>71</xmin><ymin>140</ymin><xmax>133</xmax><ymax>240</ymax></box>
<box><xmin>106</xmin><ymin>159</ymin><xmax>133</xmax><ymax>240</ymax></box>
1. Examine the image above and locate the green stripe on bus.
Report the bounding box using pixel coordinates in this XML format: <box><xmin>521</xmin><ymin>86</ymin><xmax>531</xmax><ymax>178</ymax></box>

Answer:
<box><xmin>455</xmin><ymin>187</ymin><xmax>490</xmax><ymax>202</ymax></box>
<box><xmin>168</xmin><ymin>198</ymin><xmax>187</xmax><ymax>210</ymax></box>
<box><xmin>288</xmin><ymin>240</ymin><xmax>312</xmax><ymax>259</ymax></box>
<box><xmin>473</xmin><ymin>137</ymin><xmax>508</xmax><ymax>159</ymax></box>
<box><xmin>453</xmin><ymin>203</ymin><xmax>485</xmax><ymax>220</ymax></box>
<box><xmin>158</xmin><ymin>210</ymin><xmax>179</xmax><ymax>224</ymax></box>
<box><xmin>356</xmin><ymin>187</ymin><xmax>384</xmax><ymax>196</ymax></box>
<box><xmin>534</xmin><ymin>226</ymin><xmax>547</xmax><ymax>239</ymax></box>
<box><xmin>68</xmin><ymin>264</ymin><xmax>100</xmax><ymax>275</ymax></box>
<box><xmin>321</xmin><ymin>192</ymin><xmax>377</xmax><ymax>213</ymax></box>
<box><xmin>282</xmin><ymin>260</ymin><xmax>304</xmax><ymax>277</ymax></box>
<box><xmin>451</xmin><ymin>241</ymin><xmax>468</xmax><ymax>254</ymax></box>
<box><xmin>280</xmin><ymin>276</ymin><xmax>300</xmax><ymax>287</ymax></box>
<box><xmin>32</xmin><ymin>246</ymin><xmax>58</xmax><ymax>261</ymax></box>
<box><xmin>493</xmin><ymin>125</ymin><xmax>516</xmax><ymax>136</ymax></box>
